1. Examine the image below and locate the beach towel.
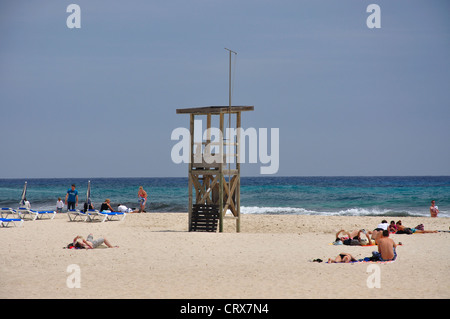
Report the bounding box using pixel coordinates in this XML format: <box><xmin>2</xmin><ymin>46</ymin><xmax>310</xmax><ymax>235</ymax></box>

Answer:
<box><xmin>330</xmin><ymin>241</ymin><xmax>376</xmax><ymax>246</ymax></box>
<box><xmin>325</xmin><ymin>258</ymin><xmax>397</xmax><ymax>264</ymax></box>
<box><xmin>325</xmin><ymin>250</ymin><xmax>397</xmax><ymax>264</ymax></box>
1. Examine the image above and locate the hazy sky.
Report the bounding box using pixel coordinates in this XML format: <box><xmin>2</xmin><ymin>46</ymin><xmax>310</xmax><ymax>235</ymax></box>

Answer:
<box><xmin>1</xmin><ymin>0</ymin><xmax>449</xmax><ymax>178</ymax></box>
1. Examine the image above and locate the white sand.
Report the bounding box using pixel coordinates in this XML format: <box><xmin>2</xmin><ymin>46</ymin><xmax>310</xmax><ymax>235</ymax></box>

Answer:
<box><xmin>0</xmin><ymin>213</ymin><xmax>449</xmax><ymax>299</ymax></box>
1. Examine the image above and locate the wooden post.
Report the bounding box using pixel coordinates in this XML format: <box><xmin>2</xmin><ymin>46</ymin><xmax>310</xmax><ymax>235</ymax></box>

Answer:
<box><xmin>236</xmin><ymin>111</ymin><xmax>241</xmax><ymax>232</ymax></box>
<box><xmin>219</xmin><ymin>112</ymin><xmax>224</xmax><ymax>232</ymax></box>
<box><xmin>206</xmin><ymin>114</ymin><xmax>212</xmax><ymax>198</ymax></box>
<box><xmin>188</xmin><ymin>114</ymin><xmax>194</xmax><ymax>231</ymax></box>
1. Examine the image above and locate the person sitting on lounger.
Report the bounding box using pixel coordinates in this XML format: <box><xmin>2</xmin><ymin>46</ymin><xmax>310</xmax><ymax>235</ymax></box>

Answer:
<box><xmin>100</xmin><ymin>199</ymin><xmax>114</xmax><ymax>212</ymax></box>
<box><xmin>83</xmin><ymin>199</ymin><xmax>94</xmax><ymax>213</ymax></box>
<box><xmin>23</xmin><ymin>198</ymin><xmax>31</xmax><ymax>210</ymax></box>
<box><xmin>72</xmin><ymin>234</ymin><xmax>118</xmax><ymax>249</ymax></box>
<box><xmin>328</xmin><ymin>253</ymin><xmax>357</xmax><ymax>263</ymax></box>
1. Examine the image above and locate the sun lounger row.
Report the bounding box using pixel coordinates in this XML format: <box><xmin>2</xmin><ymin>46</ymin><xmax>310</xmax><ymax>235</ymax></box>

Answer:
<box><xmin>1</xmin><ymin>207</ymin><xmax>56</xmax><ymax>221</ymax></box>
<box><xmin>1</xmin><ymin>207</ymin><xmax>125</xmax><ymax>225</ymax></box>
<box><xmin>67</xmin><ymin>209</ymin><xmax>127</xmax><ymax>223</ymax></box>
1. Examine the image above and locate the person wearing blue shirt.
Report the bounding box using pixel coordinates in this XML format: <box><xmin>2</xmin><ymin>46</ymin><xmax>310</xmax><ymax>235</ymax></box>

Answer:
<box><xmin>65</xmin><ymin>184</ymin><xmax>79</xmax><ymax>211</ymax></box>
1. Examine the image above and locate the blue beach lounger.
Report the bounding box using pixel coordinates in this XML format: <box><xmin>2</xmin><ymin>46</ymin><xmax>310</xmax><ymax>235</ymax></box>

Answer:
<box><xmin>1</xmin><ymin>208</ymin><xmax>19</xmax><ymax>218</ymax></box>
<box><xmin>67</xmin><ymin>209</ymin><xmax>108</xmax><ymax>222</ymax></box>
<box><xmin>98</xmin><ymin>211</ymin><xmax>127</xmax><ymax>222</ymax></box>
<box><xmin>0</xmin><ymin>218</ymin><xmax>24</xmax><ymax>227</ymax></box>
<box><xmin>67</xmin><ymin>209</ymin><xmax>89</xmax><ymax>222</ymax></box>
<box><xmin>35</xmin><ymin>210</ymin><xmax>56</xmax><ymax>220</ymax></box>
<box><xmin>85</xmin><ymin>209</ymin><xmax>107</xmax><ymax>222</ymax></box>
<box><xmin>17</xmin><ymin>208</ymin><xmax>56</xmax><ymax>220</ymax></box>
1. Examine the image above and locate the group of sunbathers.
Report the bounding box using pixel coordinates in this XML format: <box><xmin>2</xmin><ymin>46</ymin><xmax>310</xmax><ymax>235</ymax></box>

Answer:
<box><xmin>328</xmin><ymin>220</ymin><xmax>437</xmax><ymax>263</ymax></box>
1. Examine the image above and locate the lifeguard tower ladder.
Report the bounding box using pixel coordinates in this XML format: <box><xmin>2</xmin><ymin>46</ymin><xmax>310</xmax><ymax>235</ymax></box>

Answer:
<box><xmin>176</xmin><ymin>105</ymin><xmax>254</xmax><ymax>232</ymax></box>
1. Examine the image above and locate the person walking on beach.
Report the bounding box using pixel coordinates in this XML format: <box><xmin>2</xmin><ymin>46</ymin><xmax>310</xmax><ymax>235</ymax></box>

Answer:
<box><xmin>430</xmin><ymin>200</ymin><xmax>439</xmax><ymax>217</ymax></box>
<box><xmin>65</xmin><ymin>184</ymin><xmax>78</xmax><ymax>211</ymax></box>
<box><xmin>138</xmin><ymin>186</ymin><xmax>148</xmax><ymax>213</ymax></box>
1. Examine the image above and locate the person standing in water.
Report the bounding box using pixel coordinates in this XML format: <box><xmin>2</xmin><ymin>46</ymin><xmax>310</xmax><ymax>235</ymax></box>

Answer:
<box><xmin>430</xmin><ymin>200</ymin><xmax>439</xmax><ymax>217</ymax></box>
<box><xmin>138</xmin><ymin>186</ymin><xmax>148</xmax><ymax>213</ymax></box>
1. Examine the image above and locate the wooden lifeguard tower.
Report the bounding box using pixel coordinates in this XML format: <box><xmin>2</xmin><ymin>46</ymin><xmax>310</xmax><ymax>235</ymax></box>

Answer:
<box><xmin>176</xmin><ymin>105</ymin><xmax>254</xmax><ymax>232</ymax></box>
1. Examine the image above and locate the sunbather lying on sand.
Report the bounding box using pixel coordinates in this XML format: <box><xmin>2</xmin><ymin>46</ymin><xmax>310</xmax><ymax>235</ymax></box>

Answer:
<box><xmin>396</xmin><ymin>221</ymin><xmax>438</xmax><ymax>234</ymax></box>
<box><xmin>71</xmin><ymin>234</ymin><xmax>118</xmax><ymax>249</ymax></box>
<box><xmin>334</xmin><ymin>229</ymin><xmax>373</xmax><ymax>246</ymax></box>
<box><xmin>327</xmin><ymin>253</ymin><xmax>357</xmax><ymax>263</ymax></box>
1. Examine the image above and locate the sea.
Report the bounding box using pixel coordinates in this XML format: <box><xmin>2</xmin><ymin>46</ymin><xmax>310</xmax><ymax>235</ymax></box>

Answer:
<box><xmin>0</xmin><ymin>176</ymin><xmax>449</xmax><ymax>218</ymax></box>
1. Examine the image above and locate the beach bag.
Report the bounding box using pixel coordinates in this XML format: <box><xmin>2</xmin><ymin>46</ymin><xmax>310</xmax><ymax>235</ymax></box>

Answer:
<box><xmin>66</xmin><ymin>243</ymin><xmax>84</xmax><ymax>249</ymax></box>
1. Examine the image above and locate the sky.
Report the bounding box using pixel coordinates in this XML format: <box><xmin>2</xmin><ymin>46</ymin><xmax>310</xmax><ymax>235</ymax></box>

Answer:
<box><xmin>0</xmin><ymin>0</ymin><xmax>449</xmax><ymax>178</ymax></box>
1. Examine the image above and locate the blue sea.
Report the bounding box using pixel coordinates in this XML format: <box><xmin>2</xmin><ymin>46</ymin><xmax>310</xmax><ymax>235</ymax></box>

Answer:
<box><xmin>0</xmin><ymin>176</ymin><xmax>449</xmax><ymax>218</ymax></box>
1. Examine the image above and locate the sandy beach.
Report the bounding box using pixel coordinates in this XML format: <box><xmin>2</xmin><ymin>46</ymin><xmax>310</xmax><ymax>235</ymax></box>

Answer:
<box><xmin>0</xmin><ymin>212</ymin><xmax>449</xmax><ymax>299</ymax></box>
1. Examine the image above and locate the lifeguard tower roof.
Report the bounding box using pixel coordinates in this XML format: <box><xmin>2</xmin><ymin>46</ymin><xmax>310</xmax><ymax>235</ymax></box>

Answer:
<box><xmin>176</xmin><ymin>105</ymin><xmax>254</xmax><ymax>115</ymax></box>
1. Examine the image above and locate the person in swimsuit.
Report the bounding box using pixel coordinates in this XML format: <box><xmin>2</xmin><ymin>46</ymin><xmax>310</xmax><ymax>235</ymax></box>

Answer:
<box><xmin>138</xmin><ymin>186</ymin><xmax>148</xmax><ymax>213</ymax></box>
<box><xmin>388</xmin><ymin>220</ymin><xmax>397</xmax><ymax>233</ymax></box>
<box><xmin>72</xmin><ymin>234</ymin><xmax>118</xmax><ymax>249</ymax></box>
<box><xmin>334</xmin><ymin>229</ymin><xmax>372</xmax><ymax>246</ymax></box>
<box><xmin>100</xmin><ymin>199</ymin><xmax>114</xmax><ymax>212</ymax></box>
<box><xmin>430</xmin><ymin>200</ymin><xmax>439</xmax><ymax>218</ymax></box>
<box><xmin>328</xmin><ymin>253</ymin><xmax>357</xmax><ymax>263</ymax></box>
<box><xmin>396</xmin><ymin>220</ymin><xmax>437</xmax><ymax>234</ymax></box>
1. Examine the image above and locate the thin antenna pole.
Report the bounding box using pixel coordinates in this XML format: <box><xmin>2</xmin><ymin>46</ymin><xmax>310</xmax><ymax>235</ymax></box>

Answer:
<box><xmin>224</xmin><ymin>48</ymin><xmax>237</xmax><ymax>220</ymax></box>
<box><xmin>225</xmin><ymin>48</ymin><xmax>237</xmax><ymax>113</ymax></box>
